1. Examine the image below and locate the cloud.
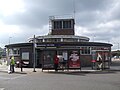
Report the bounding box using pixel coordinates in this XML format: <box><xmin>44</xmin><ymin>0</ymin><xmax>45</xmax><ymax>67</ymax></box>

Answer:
<box><xmin>0</xmin><ymin>0</ymin><xmax>25</xmax><ymax>16</ymax></box>
<box><xmin>2</xmin><ymin>0</ymin><xmax>75</xmax><ymax>28</ymax></box>
<box><xmin>1</xmin><ymin>0</ymin><xmax>116</xmax><ymax>28</ymax></box>
<box><xmin>106</xmin><ymin>0</ymin><xmax>120</xmax><ymax>21</ymax></box>
<box><xmin>0</xmin><ymin>0</ymin><xmax>120</xmax><ymax>50</ymax></box>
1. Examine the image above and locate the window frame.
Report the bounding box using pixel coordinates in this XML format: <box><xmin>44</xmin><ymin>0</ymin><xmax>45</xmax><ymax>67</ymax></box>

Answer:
<box><xmin>80</xmin><ymin>46</ymin><xmax>91</xmax><ymax>55</ymax></box>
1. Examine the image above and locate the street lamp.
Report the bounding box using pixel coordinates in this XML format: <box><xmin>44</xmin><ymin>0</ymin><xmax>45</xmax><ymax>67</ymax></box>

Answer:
<box><xmin>9</xmin><ymin>37</ymin><xmax>12</xmax><ymax>44</ymax></box>
<box><xmin>33</xmin><ymin>35</ymin><xmax>36</xmax><ymax>72</ymax></box>
<box><xmin>113</xmin><ymin>42</ymin><xmax>120</xmax><ymax>51</ymax></box>
<box><xmin>118</xmin><ymin>43</ymin><xmax>119</xmax><ymax>50</ymax></box>
<box><xmin>6</xmin><ymin>37</ymin><xmax>12</xmax><ymax>67</ymax></box>
<box><xmin>92</xmin><ymin>35</ymin><xmax>96</xmax><ymax>42</ymax></box>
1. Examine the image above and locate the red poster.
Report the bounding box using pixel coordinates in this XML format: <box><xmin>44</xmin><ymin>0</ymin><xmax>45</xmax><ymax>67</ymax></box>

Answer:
<box><xmin>69</xmin><ymin>51</ymin><xmax>80</xmax><ymax>68</ymax></box>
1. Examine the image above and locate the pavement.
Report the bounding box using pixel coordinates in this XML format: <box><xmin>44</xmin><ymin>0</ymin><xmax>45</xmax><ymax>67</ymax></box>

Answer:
<box><xmin>0</xmin><ymin>64</ymin><xmax>42</xmax><ymax>74</ymax></box>
<box><xmin>0</xmin><ymin>58</ymin><xmax>120</xmax><ymax>74</ymax></box>
<box><xmin>0</xmin><ymin>64</ymin><xmax>120</xmax><ymax>75</ymax></box>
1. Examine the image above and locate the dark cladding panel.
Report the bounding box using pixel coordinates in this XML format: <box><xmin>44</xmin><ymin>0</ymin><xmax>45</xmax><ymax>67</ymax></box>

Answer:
<box><xmin>51</xmin><ymin>29</ymin><xmax>74</xmax><ymax>35</ymax></box>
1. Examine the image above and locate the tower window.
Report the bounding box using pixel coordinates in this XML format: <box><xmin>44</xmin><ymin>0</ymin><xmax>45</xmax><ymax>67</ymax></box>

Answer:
<box><xmin>63</xmin><ymin>20</ymin><xmax>71</xmax><ymax>29</ymax></box>
<box><xmin>53</xmin><ymin>19</ymin><xmax>73</xmax><ymax>29</ymax></box>
<box><xmin>54</xmin><ymin>21</ymin><xmax>62</xmax><ymax>29</ymax></box>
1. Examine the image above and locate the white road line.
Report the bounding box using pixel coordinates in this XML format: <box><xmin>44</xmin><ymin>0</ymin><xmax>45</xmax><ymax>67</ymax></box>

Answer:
<box><xmin>11</xmin><ymin>75</ymin><xmax>27</xmax><ymax>80</ymax></box>
<box><xmin>0</xmin><ymin>77</ymin><xmax>10</xmax><ymax>80</ymax></box>
<box><xmin>0</xmin><ymin>75</ymin><xmax>27</xmax><ymax>80</ymax></box>
<box><xmin>0</xmin><ymin>88</ymin><xmax>5</xmax><ymax>90</ymax></box>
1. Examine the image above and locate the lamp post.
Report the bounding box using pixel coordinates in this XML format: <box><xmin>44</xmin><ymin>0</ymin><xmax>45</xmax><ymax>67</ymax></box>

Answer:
<box><xmin>92</xmin><ymin>35</ymin><xmax>96</xmax><ymax>42</ymax></box>
<box><xmin>118</xmin><ymin>43</ymin><xmax>119</xmax><ymax>50</ymax></box>
<box><xmin>33</xmin><ymin>35</ymin><xmax>36</xmax><ymax>72</ymax></box>
<box><xmin>7</xmin><ymin>37</ymin><xmax>12</xmax><ymax>66</ymax></box>
<box><xmin>113</xmin><ymin>42</ymin><xmax>120</xmax><ymax>51</ymax></box>
<box><xmin>9</xmin><ymin>37</ymin><xmax>12</xmax><ymax>44</ymax></box>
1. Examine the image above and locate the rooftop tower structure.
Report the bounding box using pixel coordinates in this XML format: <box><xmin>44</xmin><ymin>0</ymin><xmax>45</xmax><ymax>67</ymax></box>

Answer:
<box><xmin>49</xmin><ymin>16</ymin><xmax>75</xmax><ymax>35</ymax></box>
<box><xmin>28</xmin><ymin>15</ymin><xmax>90</xmax><ymax>43</ymax></box>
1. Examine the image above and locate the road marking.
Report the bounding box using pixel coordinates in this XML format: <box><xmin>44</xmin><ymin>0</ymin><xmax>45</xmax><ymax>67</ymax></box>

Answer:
<box><xmin>11</xmin><ymin>75</ymin><xmax>27</xmax><ymax>79</ymax></box>
<box><xmin>0</xmin><ymin>75</ymin><xmax>27</xmax><ymax>80</ymax></box>
<box><xmin>0</xmin><ymin>76</ymin><xmax>10</xmax><ymax>80</ymax></box>
<box><xmin>0</xmin><ymin>88</ymin><xmax>5</xmax><ymax>90</ymax></box>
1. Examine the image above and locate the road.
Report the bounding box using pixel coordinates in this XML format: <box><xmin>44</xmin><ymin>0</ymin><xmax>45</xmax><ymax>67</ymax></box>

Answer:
<box><xmin>0</xmin><ymin>60</ymin><xmax>120</xmax><ymax>90</ymax></box>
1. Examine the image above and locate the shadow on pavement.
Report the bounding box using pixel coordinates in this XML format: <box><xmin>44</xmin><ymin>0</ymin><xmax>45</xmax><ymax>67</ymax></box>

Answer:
<box><xmin>13</xmin><ymin>72</ymin><xmax>27</xmax><ymax>74</ymax></box>
<box><xmin>0</xmin><ymin>70</ymin><xmax>8</xmax><ymax>73</ymax></box>
<box><xmin>43</xmin><ymin>70</ymin><xmax>120</xmax><ymax>76</ymax></box>
<box><xmin>0</xmin><ymin>70</ymin><xmax>27</xmax><ymax>74</ymax></box>
<box><xmin>44</xmin><ymin>71</ymin><xmax>86</xmax><ymax>76</ymax></box>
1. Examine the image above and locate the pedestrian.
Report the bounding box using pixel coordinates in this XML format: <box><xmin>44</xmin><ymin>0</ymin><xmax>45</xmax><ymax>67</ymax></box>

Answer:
<box><xmin>8</xmin><ymin>56</ymin><xmax>12</xmax><ymax>74</ymax></box>
<box><xmin>54</xmin><ymin>55</ymin><xmax>59</xmax><ymax>71</ymax></box>
<box><xmin>96</xmin><ymin>53</ymin><xmax>103</xmax><ymax>70</ymax></box>
<box><xmin>10</xmin><ymin>56</ymin><xmax>15</xmax><ymax>73</ymax></box>
<box><xmin>20</xmin><ymin>60</ymin><xmax>23</xmax><ymax>72</ymax></box>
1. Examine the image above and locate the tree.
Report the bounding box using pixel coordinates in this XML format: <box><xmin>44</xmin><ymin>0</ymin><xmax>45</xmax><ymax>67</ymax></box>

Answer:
<box><xmin>112</xmin><ymin>50</ymin><xmax>120</xmax><ymax>58</ymax></box>
<box><xmin>0</xmin><ymin>47</ymin><xmax>4</xmax><ymax>59</ymax></box>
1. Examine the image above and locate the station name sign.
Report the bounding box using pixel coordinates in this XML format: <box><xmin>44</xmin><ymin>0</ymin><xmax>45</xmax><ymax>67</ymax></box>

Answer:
<box><xmin>37</xmin><ymin>44</ymin><xmax>55</xmax><ymax>47</ymax></box>
<box><xmin>36</xmin><ymin>44</ymin><xmax>57</xmax><ymax>49</ymax></box>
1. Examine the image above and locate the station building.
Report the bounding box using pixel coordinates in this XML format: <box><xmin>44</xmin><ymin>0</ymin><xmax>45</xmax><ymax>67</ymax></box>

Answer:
<box><xmin>5</xmin><ymin>16</ymin><xmax>112</xmax><ymax>70</ymax></box>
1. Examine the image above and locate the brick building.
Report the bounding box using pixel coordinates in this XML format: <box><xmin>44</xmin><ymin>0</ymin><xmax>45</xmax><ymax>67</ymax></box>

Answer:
<box><xmin>5</xmin><ymin>16</ymin><xmax>112</xmax><ymax>70</ymax></box>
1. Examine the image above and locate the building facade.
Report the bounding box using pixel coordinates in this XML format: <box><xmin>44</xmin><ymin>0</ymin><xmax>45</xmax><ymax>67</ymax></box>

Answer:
<box><xmin>5</xmin><ymin>17</ymin><xmax>112</xmax><ymax>70</ymax></box>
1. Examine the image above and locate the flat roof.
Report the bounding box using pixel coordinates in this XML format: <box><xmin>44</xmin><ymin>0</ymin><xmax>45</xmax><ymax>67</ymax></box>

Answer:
<box><xmin>5</xmin><ymin>42</ymin><xmax>112</xmax><ymax>48</ymax></box>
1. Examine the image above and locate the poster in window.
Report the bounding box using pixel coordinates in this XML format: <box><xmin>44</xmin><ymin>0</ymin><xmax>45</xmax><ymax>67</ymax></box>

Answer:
<box><xmin>91</xmin><ymin>51</ymin><xmax>96</xmax><ymax>62</ymax></box>
<box><xmin>96</xmin><ymin>51</ymin><xmax>110</xmax><ymax>69</ymax></box>
<box><xmin>104</xmin><ymin>52</ymin><xmax>109</xmax><ymax>61</ymax></box>
<box><xmin>22</xmin><ymin>52</ymin><xmax>29</xmax><ymax>60</ymax></box>
<box><xmin>43</xmin><ymin>51</ymin><xmax>55</xmax><ymax>69</ymax></box>
<box><xmin>69</xmin><ymin>51</ymin><xmax>80</xmax><ymax>68</ymax></box>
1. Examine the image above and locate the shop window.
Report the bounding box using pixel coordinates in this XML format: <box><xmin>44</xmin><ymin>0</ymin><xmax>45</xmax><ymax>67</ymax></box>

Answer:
<box><xmin>9</xmin><ymin>49</ymin><xmax>13</xmax><ymax>56</ymax></box>
<box><xmin>57</xmin><ymin>51</ymin><xmax>68</xmax><ymax>62</ymax></box>
<box><xmin>80</xmin><ymin>47</ymin><xmax>91</xmax><ymax>55</ymax></box>
<box><xmin>54</xmin><ymin>38</ymin><xmax>61</xmax><ymax>42</ymax></box>
<box><xmin>9</xmin><ymin>48</ymin><xmax>20</xmax><ymax>56</ymax></box>
<box><xmin>13</xmin><ymin>48</ymin><xmax>20</xmax><ymax>56</ymax></box>
<box><xmin>22</xmin><ymin>52</ymin><xmax>29</xmax><ymax>60</ymax></box>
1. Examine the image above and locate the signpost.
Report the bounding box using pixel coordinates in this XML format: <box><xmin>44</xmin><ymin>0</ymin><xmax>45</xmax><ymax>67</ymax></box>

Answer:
<box><xmin>33</xmin><ymin>35</ymin><xmax>36</xmax><ymax>72</ymax></box>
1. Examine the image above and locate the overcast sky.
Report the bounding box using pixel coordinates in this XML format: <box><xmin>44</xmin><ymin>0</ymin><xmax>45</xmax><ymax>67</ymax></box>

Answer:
<box><xmin>0</xmin><ymin>0</ymin><xmax>120</xmax><ymax>50</ymax></box>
